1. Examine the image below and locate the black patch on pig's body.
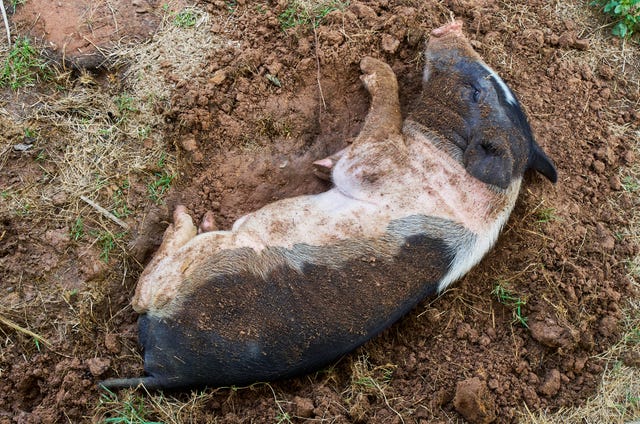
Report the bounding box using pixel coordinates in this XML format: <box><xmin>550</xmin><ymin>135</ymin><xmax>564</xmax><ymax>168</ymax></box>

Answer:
<box><xmin>135</xmin><ymin>216</ymin><xmax>464</xmax><ymax>389</ymax></box>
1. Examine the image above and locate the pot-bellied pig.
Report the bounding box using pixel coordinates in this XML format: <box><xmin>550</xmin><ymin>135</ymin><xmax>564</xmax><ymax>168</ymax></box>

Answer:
<box><xmin>101</xmin><ymin>20</ymin><xmax>557</xmax><ymax>390</ymax></box>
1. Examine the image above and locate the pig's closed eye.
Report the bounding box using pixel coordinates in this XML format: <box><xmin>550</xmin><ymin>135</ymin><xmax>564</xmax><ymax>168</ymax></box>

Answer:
<box><xmin>472</xmin><ymin>88</ymin><xmax>481</xmax><ymax>103</ymax></box>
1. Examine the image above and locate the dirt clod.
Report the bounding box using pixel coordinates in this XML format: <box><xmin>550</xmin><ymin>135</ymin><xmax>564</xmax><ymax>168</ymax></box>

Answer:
<box><xmin>453</xmin><ymin>377</ymin><xmax>496</xmax><ymax>424</ymax></box>
<box><xmin>86</xmin><ymin>357</ymin><xmax>111</xmax><ymax>377</ymax></box>
<box><xmin>538</xmin><ymin>369</ymin><xmax>562</xmax><ymax>397</ymax></box>
<box><xmin>529</xmin><ymin>317</ymin><xmax>578</xmax><ymax>349</ymax></box>
<box><xmin>294</xmin><ymin>396</ymin><xmax>315</xmax><ymax>418</ymax></box>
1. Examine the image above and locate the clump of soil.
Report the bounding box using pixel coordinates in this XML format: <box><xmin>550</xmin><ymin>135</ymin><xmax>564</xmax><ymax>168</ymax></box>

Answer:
<box><xmin>1</xmin><ymin>0</ymin><xmax>639</xmax><ymax>423</ymax></box>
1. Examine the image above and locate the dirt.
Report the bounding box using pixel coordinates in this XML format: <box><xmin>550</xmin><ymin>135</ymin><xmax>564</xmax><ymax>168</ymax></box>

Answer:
<box><xmin>1</xmin><ymin>0</ymin><xmax>639</xmax><ymax>423</ymax></box>
<box><xmin>10</xmin><ymin>0</ymin><xmax>172</xmax><ymax>68</ymax></box>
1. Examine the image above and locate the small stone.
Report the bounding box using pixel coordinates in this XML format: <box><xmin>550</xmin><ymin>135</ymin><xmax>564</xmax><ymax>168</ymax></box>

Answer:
<box><xmin>294</xmin><ymin>396</ymin><xmax>314</xmax><ymax>418</ymax></box>
<box><xmin>86</xmin><ymin>357</ymin><xmax>111</xmax><ymax>377</ymax></box>
<box><xmin>104</xmin><ymin>334</ymin><xmax>121</xmax><ymax>354</ymax></box>
<box><xmin>453</xmin><ymin>378</ymin><xmax>496</xmax><ymax>424</ymax></box>
<box><xmin>13</xmin><ymin>143</ymin><xmax>33</xmax><ymax>151</ymax></box>
<box><xmin>381</xmin><ymin>34</ymin><xmax>400</xmax><ymax>53</ymax></box>
<box><xmin>538</xmin><ymin>369</ymin><xmax>561</xmax><ymax>396</ymax></box>
<box><xmin>209</xmin><ymin>69</ymin><xmax>227</xmax><ymax>85</ymax></box>
<box><xmin>573</xmin><ymin>38</ymin><xmax>589</xmax><ymax>50</ymax></box>
<box><xmin>181</xmin><ymin>136</ymin><xmax>198</xmax><ymax>152</ymax></box>
<box><xmin>51</xmin><ymin>191</ymin><xmax>68</xmax><ymax>207</ymax></box>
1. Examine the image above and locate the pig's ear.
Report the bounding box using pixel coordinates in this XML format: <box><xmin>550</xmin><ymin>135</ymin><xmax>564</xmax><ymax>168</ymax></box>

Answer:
<box><xmin>529</xmin><ymin>143</ymin><xmax>557</xmax><ymax>183</ymax></box>
<box><xmin>463</xmin><ymin>143</ymin><xmax>513</xmax><ymax>189</ymax></box>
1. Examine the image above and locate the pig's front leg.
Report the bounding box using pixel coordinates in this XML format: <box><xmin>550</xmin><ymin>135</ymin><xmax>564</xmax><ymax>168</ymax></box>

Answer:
<box><xmin>354</xmin><ymin>57</ymin><xmax>403</xmax><ymax>144</ymax></box>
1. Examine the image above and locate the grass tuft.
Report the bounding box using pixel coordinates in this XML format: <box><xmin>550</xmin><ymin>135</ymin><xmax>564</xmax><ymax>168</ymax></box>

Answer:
<box><xmin>278</xmin><ymin>0</ymin><xmax>349</xmax><ymax>30</ymax></box>
<box><xmin>0</xmin><ymin>37</ymin><xmax>50</xmax><ymax>89</ymax></box>
<box><xmin>492</xmin><ymin>281</ymin><xmax>529</xmax><ymax>328</ymax></box>
<box><xmin>98</xmin><ymin>389</ymin><xmax>162</xmax><ymax>424</ymax></box>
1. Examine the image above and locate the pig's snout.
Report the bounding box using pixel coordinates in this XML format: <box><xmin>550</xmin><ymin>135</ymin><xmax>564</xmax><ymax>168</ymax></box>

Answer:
<box><xmin>430</xmin><ymin>21</ymin><xmax>463</xmax><ymax>38</ymax></box>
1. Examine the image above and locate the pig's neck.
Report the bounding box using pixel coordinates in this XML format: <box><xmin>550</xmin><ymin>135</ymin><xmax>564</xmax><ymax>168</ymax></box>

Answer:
<box><xmin>437</xmin><ymin>176</ymin><xmax>521</xmax><ymax>293</ymax></box>
<box><xmin>402</xmin><ymin>119</ymin><xmax>522</xmax><ymax>291</ymax></box>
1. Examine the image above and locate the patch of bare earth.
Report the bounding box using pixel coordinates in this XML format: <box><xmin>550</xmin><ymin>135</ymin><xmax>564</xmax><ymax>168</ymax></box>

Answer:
<box><xmin>0</xmin><ymin>0</ymin><xmax>638</xmax><ymax>423</ymax></box>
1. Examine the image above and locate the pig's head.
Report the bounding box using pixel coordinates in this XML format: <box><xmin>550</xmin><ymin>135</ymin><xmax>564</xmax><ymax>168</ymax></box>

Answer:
<box><xmin>413</xmin><ymin>21</ymin><xmax>557</xmax><ymax>189</ymax></box>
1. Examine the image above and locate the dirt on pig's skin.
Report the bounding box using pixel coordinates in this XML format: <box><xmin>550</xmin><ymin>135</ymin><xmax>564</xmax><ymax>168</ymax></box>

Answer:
<box><xmin>1</xmin><ymin>0</ymin><xmax>639</xmax><ymax>423</ymax></box>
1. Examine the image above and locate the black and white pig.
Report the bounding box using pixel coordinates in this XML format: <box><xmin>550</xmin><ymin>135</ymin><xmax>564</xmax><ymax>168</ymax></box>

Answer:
<box><xmin>101</xmin><ymin>21</ymin><xmax>557</xmax><ymax>390</ymax></box>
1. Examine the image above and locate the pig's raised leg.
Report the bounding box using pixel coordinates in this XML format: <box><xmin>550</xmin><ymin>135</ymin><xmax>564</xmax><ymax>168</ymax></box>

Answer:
<box><xmin>354</xmin><ymin>57</ymin><xmax>403</xmax><ymax>144</ymax></box>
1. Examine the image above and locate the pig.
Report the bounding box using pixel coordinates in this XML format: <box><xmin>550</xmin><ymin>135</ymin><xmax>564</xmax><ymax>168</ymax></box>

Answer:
<box><xmin>100</xmin><ymin>20</ymin><xmax>557</xmax><ymax>390</ymax></box>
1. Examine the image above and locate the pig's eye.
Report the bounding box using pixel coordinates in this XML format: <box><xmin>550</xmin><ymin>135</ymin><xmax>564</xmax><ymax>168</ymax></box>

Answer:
<box><xmin>472</xmin><ymin>88</ymin><xmax>482</xmax><ymax>103</ymax></box>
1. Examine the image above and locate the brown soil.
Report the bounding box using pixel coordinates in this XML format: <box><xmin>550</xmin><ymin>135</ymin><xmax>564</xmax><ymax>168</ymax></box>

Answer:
<box><xmin>1</xmin><ymin>0</ymin><xmax>639</xmax><ymax>423</ymax></box>
<box><xmin>11</xmin><ymin>0</ymin><xmax>174</xmax><ymax>68</ymax></box>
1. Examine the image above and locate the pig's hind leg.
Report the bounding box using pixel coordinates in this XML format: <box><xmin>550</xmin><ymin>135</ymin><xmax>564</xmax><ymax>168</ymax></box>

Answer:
<box><xmin>157</xmin><ymin>205</ymin><xmax>198</xmax><ymax>253</ymax></box>
<box><xmin>355</xmin><ymin>57</ymin><xmax>403</xmax><ymax>144</ymax></box>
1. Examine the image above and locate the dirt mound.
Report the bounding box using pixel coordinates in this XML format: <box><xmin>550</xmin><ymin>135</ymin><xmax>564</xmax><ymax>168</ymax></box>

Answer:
<box><xmin>1</xmin><ymin>0</ymin><xmax>639</xmax><ymax>423</ymax></box>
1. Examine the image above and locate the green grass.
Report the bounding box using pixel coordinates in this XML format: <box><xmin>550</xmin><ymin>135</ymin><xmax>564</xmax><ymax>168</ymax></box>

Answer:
<box><xmin>492</xmin><ymin>282</ymin><xmax>529</xmax><ymax>328</ymax></box>
<box><xmin>93</xmin><ymin>231</ymin><xmax>126</xmax><ymax>263</ymax></box>
<box><xmin>622</xmin><ymin>175</ymin><xmax>640</xmax><ymax>192</ymax></box>
<box><xmin>114</xmin><ymin>93</ymin><xmax>138</xmax><ymax>115</ymax></box>
<box><xmin>227</xmin><ymin>1</ymin><xmax>238</xmax><ymax>14</ymax></box>
<box><xmin>148</xmin><ymin>171</ymin><xmax>175</xmax><ymax>204</ymax></box>
<box><xmin>9</xmin><ymin>0</ymin><xmax>25</xmax><ymax>12</ymax></box>
<box><xmin>278</xmin><ymin>0</ymin><xmax>349</xmax><ymax>30</ymax></box>
<box><xmin>591</xmin><ymin>0</ymin><xmax>640</xmax><ymax>37</ymax></box>
<box><xmin>536</xmin><ymin>207</ymin><xmax>559</xmax><ymax>223</ymax></box>
<box><xmin>0</xmin><ymin>37</ymin><xmax>49</xmax><ymax>89</ymax></box>
<box><xmin>24</xmin><ymin>127</ymin><xmax>38</xmax><ymax>139</ymax></box>
<box><xmin>112</xmin><ymin>180</ymin><xmax>132</xmax><ymax>219</ymax></box>
<box><xmin>173</xmin><ymin>9</ymin><xmax>198</xmax><ymax>28</ymax></box>
<box><xmin>99</xmin><ymin>389</ymin><xmax>162</xmax><ymax>424</ymax></box>
<box><xmin>69</xmin><ymin>217</ymin><xmax>84</xmax><ymax>241</ymax></box>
